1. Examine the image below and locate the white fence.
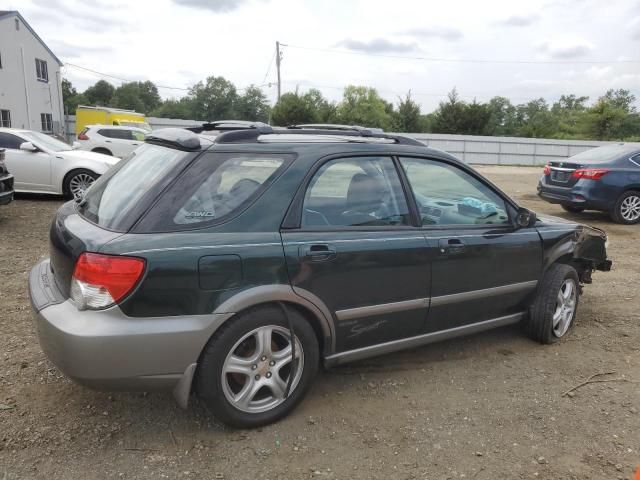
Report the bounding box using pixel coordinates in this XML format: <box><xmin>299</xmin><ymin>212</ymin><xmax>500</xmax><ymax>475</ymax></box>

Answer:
<box><xmin>64</xmin><ymin>115</ymin><xmax>630</xmax><ymax>166</ymax></box>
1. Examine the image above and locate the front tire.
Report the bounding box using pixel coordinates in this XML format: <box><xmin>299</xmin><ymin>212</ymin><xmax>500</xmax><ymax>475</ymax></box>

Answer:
<box><xmin>196</xmin><ymin>305</ymin><xmax>319</xmax><ymax>428</ymax></box>
<box><xmin>610</xmin><ymin>191</ymin><xmax>640</xmax><ymax>224</ymax></box>
<box><xmin>561</xmin><ymin>204</ymin><xmax>584</xmax><ymax>213</ymax></box>
<box><xmin>526</xmin><ymin>264</ymin><xmax>579</xmax><ymax>344</ymax></box>
<box><xmin>63</xmin><ymin>169</ymin><xmax>98</xmax><ymax>200</ymax></box>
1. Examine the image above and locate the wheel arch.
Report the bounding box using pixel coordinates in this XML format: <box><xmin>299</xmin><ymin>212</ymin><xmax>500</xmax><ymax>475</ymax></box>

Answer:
<box><xmin>212</xmin><ymin>285</ymin><xmax>336</xmax><ymax>357</ymax></box>
<box><xmin>92</xmin><ymin>147</ymin><xmax>112</xmax><ymax>155</ymax></box>
<box><xmin>62</xmin><ymin>167</ymin><xmax>99</xmax><ymax>196</ymax></box>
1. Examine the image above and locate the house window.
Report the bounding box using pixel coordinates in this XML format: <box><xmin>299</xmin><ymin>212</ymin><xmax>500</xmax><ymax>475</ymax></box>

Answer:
<box><xmin>41</xmin><ymin>113</ymin><xmax>53</xmax><ymax>132</ymax></box>
<box><xmin>15</xmin><ymin>18</ymin><xmax>19</xmax><ymax>31</ymax></box>
<box><xmin>0</xmin><ymin>110</ymin><xmax>11</xmax><ymax>128</ymax></box>
<box><xmin>0</xmin><ymin>51</ymin><xmax>3</xmax><ymax>69</ymax></box>
<box><xmin>35</xmin><ymin>59</ymin><xmax>48</xmax><ymax>82</ymax></box>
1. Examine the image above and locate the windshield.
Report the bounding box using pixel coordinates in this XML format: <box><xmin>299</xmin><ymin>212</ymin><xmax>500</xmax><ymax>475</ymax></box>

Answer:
<box><xmin>22</xmin><ymin>131</ymin><xmax>72</xmax><ymax>152</ymax></box>
<box><xmin>77</xmin><ymin>144</ymin><xmax>188</xmax><ymax>231</ymax></box>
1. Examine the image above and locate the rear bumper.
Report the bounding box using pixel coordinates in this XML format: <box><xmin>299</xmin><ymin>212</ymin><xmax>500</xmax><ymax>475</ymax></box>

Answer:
<box><xmin>29</xmin><ymin>259</ymin><xmax>232</xmax><ymax>405</ymax></box>
<box><xmin>536</xmin><ymin>176</ymin><xmax>615</xmax><ymax>211</ymax></box>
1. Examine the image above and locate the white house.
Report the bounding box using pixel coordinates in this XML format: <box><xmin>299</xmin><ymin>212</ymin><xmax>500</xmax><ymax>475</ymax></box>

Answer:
<box><xmin>0</xmin><ymin>11</ymin><xmax>64</xmax><ymax>135</ymax></box>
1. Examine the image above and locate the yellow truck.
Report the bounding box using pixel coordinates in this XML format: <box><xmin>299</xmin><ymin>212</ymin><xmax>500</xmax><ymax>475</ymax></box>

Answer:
<box><xmin>75</xmin><ymin>106</ymin><xmax>152</xmax><ymax>135</ymax></box>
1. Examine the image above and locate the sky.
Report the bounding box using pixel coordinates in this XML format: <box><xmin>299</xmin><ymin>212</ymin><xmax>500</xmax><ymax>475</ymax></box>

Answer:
<box><xmin>4</xmin><ymin>0</ymin><xmax>640</xmax><ymax>112</ymax></box>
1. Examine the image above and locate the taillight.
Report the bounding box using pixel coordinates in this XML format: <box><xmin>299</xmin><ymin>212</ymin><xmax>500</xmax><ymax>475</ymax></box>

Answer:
<box><xmin>543</xmin><ymin>164</ymin><xmax>551</xmax><ymax>175</ymax></box>
<box><xmin>571</xmin><ymin>168</ymin><xmax>610</xmax><ymax>180</ymax></box>
<box><xmin>77</xmin><ymin>133</ymin><xmax>89</xmax><ymax>140</ymax></box>
<box><xmin>70</xmin><ymin>253</ymin><xmax>145</xmax><ymax>310</ymax></box>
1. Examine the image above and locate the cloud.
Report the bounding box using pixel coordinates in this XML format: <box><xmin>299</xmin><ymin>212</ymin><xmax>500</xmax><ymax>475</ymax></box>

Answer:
<box><xmin>172</xmin><ymin>0</ymin><xmax>251</xmax><ymax>12</ymax></box>
<box><xmin>400</xmin><ymin>26</ymin><xmax>463</xmax><ymax>41</ymax></box>
<box><xmin>27</xmin><ymin>0</ymin><xmax>125</xmax><ymax>31</ymax></box>
<box><xmin>495</xmin><ymin>14</ymin><xmax>539</xmax><ymax>27</ymax></box>
<box><xmin>629</xmin><ymin>16</ymin><xmax>640</xmax><ymax>39</ymax></box>
<box><xmin>336</xmin><ymin>37</ymin><xmax>419</xmax><ymax>54</ymax></box>
<box><xmin>538</xmin><ymin>35</ymin><xmax>595</xmax><ymax>58</ymax></box>
<box><xmin>48</xmin><ymin>40</ymin><xmax>114</xmax><ymax>59</ymax></box>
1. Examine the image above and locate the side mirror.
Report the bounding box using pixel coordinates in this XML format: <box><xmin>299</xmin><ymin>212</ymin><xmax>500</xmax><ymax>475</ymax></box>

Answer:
<box><xmin>19</xmin><ymin>142</ymin><xmax>38</xmax><ymax>152</ymax></box>
<box><xmin>72</xmin><ymin>141</ymin><xmax>81</xmax><ymax>150</ymax></box>
<box><xmin>515</xmin><ymin>207</ymin><xmax>537</xmax><ymax>228</ymax></box>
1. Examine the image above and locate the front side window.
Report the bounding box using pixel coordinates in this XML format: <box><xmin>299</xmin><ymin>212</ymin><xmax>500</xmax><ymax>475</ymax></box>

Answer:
<box><xmin>40</xmin><ymin>113</ymin><xmax>53</xmax><ymax>132</ymax></box>
<box><xmin>630</xmin><ymin>154</ymin><xmax>640</xmax><ymax>168</ymax></box>
<box><xmin>131</xmin><ymin>130</ymin><xmax>146</xmax><ymax>141</ymax></box>
<box><xmin>302</xmin><ymin>156</ymin><xmax>410</xmax><ymax>228</ymax></box>
<box><xmin>400</xmin><ymin>157</ymin><xmax>510</xmax><ymax>226</ymax></box>
<box><xmin>0</xmin><ymin>109</ymin><xmax>10</xmax><ymax>128</ymax></box>
<box><xmin>35</xmin><ymin>59</ymin><xmax>48</xmax><ymax>82</ymax></box>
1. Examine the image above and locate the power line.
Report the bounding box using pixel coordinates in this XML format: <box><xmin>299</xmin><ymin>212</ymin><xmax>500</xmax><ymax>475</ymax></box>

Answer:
<box><xmin>64</xmin><ymin>62</ymin><xmax>191</xmax><ymax>91</ymax></box>
<box><xmin>282</xmin><ymin>43</ymin><xmax>640</xmax><ymax>65</ymax></box>
<box><xmin>261</xmin><ymin>50</ymin><xmax>276</xmax><ymax>85</ymax></box>
<box><xmin>64</xmin><ymin>62</ymin><xmax>271</xmax><ymax>93</ymax></box>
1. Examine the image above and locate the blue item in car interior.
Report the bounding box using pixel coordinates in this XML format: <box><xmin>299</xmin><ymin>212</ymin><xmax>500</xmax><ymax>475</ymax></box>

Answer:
<box><xmin>462</xmin><ymin>197</ymin><xmax>498</xmax><ymax>218</ymax></box>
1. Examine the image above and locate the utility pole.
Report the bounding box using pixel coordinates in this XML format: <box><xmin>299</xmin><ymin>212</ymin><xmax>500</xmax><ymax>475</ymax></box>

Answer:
<box><xmin>275</xmin><ymin>41</ymin><xmax>282</xmax><ymax>102</ymax></box>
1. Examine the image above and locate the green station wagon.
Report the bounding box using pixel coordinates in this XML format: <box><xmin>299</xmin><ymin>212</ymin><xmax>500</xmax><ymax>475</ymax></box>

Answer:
<box><xmin>29</xmin><ymin>126</ymin><xmax>611</xmax><ymax>427</ymax></box>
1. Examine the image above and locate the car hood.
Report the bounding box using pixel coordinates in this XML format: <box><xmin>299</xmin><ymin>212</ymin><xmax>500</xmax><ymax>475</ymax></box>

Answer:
<box><xmin>57</xmin><ymin>149</ymin><xmax>121</xmax><ymax>166</ymax></box>
<box><xmin>535</xmin><ymin>212</ymin><xmax>607</xmax><ymax>239</ymax></box>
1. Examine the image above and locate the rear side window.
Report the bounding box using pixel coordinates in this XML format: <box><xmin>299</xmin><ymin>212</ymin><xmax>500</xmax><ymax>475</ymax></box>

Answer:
<box><xmin>77</xmin><ymin>144</ymin><xmax>188</xmax><ymax>231</ymax></box>
<box><xmin>136</xmin><ymin>153</ymin><xmax>291</xmax><ymax>232</ymax></box>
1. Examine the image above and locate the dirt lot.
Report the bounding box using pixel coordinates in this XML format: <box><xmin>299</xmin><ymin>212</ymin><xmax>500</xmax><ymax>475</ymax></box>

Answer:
<box><xmin>1</xmin><ymin>166</ymin><xmax>639</xmax><ymax>480</ymax></box>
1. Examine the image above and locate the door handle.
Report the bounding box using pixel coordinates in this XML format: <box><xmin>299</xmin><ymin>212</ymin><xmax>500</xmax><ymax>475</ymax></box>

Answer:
<box><xmin>300</xmin><ymin>244</ymin><xmax>337</xmax><ymax>262</ymax></box>
<box><xmin>105</xmin><ymin>140</ymin><xmax>112</xmax><ymax>143</ymax></box>
<box><xmin>438</xmin><ymin>238</ymin><xmax>466</xmax><ymax>255</ymax></box>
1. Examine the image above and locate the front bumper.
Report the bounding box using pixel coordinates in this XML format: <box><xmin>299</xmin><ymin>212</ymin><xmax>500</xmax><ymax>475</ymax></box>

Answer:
<box><xmin>0</xmin><ymin>173</ymin><xmax>14</xmax><ymax>205</ymax></box>
<box><xmin>29</xmin><ymin>259</ymin><xmax>232</xmax><ymax>406</ymax></box>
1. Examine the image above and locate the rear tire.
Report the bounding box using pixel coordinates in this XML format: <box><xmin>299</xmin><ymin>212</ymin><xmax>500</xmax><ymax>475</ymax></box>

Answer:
<box><xmin>196</xmin><ymin>305</ymin><xmax>319</xmax><ymax>428</ymax></box>
<box><xmin>526</xmin><ymin>264</ymin><xmax>579</xmax><ymax>344</ymax></box>
<box><xmin>610</xmin><ymin>191</ymin><xmax>640</xmax><ymax>224</ymax></box>
<box><xmin>561</xmin><ymin>205</ymin><xmax>584</xmax><ymax>213</ymax></box>
<box><xmin>63</xmin><ymin>169</ymin><xmax>98</xmax><ymax>200</ymax></box>
<box><xmin>92</xmin><ymin>148</ymin><xmax>112</xmax><ymax>156</ymax></box>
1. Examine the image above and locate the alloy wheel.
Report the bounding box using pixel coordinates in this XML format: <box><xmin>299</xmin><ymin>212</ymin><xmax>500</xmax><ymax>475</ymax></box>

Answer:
<box><xmin>552</xmin><ymin>278</ymin><xmax>577</xmax><ymax>337</ymax></box>
<box><xmin>620</xmin><ymin>194</ymin><xmax>640</xmax><ymax>222</ymax></box>
<box><xmin>221</xmin><ymin>325</ymin><xmax>304</xmax><ymax>413</ymax></box>
<box><xmin>69</xmin><ymin>173</ymin><xmax>95</xmax><ymax>199</ymax></box>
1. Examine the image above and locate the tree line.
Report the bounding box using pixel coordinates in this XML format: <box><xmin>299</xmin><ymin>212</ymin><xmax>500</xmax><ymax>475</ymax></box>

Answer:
<box><xmin>63</xmin><ymin>77</ymin><xmax>640</xmax><ymax>141</ymax></box>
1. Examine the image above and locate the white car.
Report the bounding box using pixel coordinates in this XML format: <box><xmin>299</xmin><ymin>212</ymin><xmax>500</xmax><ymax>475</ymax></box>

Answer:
<box><xmin>0</xmin><ymin>128</ymin><xmax>119</xmax><ymax>198</ymax></box>
<box><xmin>77</xmin><ymin>125</ymin><xmax>147</xmax><ymax>159</ymax></box>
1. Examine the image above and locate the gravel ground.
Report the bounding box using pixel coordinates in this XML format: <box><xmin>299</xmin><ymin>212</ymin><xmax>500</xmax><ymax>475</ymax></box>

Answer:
<box><xmin>1</xmin><ymin>166</ymin><xmax>639</xmax><ymax>480</ymax></box>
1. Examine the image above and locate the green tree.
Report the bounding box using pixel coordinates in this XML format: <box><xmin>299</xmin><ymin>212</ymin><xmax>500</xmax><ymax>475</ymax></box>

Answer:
<box><xmin>485</xmin><ymin>96</ymin><xmax>517</xmax><ymax>136</ymax></box>
<box><xmin>84</xmin><ymin>80</ymin><xmax>115</xmax><ymax>106</ymax></box>
<box><xmin>189</xmin><ymin>76</ymin><xmax>238</xmax><ymax>121</ymax></box>
<box><xmin>515</xmin><ymin>99</ymin><xmax>558</xmax><ymax>138</ymax></box>
<box><xmin>61</xmin><ymin>78</ymin><xmax>86</xmax><ymax>114</ymax></box>
<box><xmin>111</xmin><ymin>81</ymin><xmax>162</xmax><ymax>114</ymax></box>
<box><xmin>271</xmin><ymin>90</ymin><xmax>318</xmax><ymax>125</ymax></box>
<box><xmin>235</xmin><ymin>85</ymin><xmax>270</xmax><ymax>122</ymax></box>
<box><xmin>431</xmin><ymin>88</ymin><xmax>467</xmax><ymax>133</ymax></box>
<box><xmin>551</xmin><ymin>94</ymin><xmax>590</xmax><ymax>138</ymax></box>
<box><xmin>460</xmin><ymin>100</ymin><xmax>491</xmax><ymax>135</ymax></box>
<box><xmin>303</xmin><ymin>88</ymin><xmax>337</xmax><ymax>123</ymax></box>
<box><xmin>394</xmin><ymin>91</ymin><xmax>422</xmax><ymax>132</ymax></box>
<box><xmin>149</xmin><ymin>98</ymin><xmax>195</xmax><ymax>119</ymax></box>
<box><xmin>336</xmin><ymin>85</ymin><xmax>394</xmax><ymax>130</ymax></box>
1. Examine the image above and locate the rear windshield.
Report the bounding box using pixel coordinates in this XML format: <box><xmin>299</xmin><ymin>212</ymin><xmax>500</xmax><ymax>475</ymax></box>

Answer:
<box><xmin>77</xmin><ymin>144</ymin><xmax>188</xmax><ymax>231</ymax></box>
<box><xmin>134</xmin><ymin>153</ymin><xmax>292</xmax><ymax>232</ymax></box>
<box><xmin>570</xmin><ymin>144</ymin><xmax>640</xmax><ymax>163</ymax></box>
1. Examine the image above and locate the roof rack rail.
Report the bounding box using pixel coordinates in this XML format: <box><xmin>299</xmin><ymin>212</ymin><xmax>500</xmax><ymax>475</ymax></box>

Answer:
<box><xmin>287</xmin><ymin>123</ymin><xmax>384</xmax><ymax>133</ymax></box>
<box><xmin>186</xmin><ymin>120</ymin><xmax>270</xmax><ymax>133</ymax></box>
<box><xmin>214</xmin><ymin>127</ymin><xmax>424</xmax><ymax>146</ymax></box>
